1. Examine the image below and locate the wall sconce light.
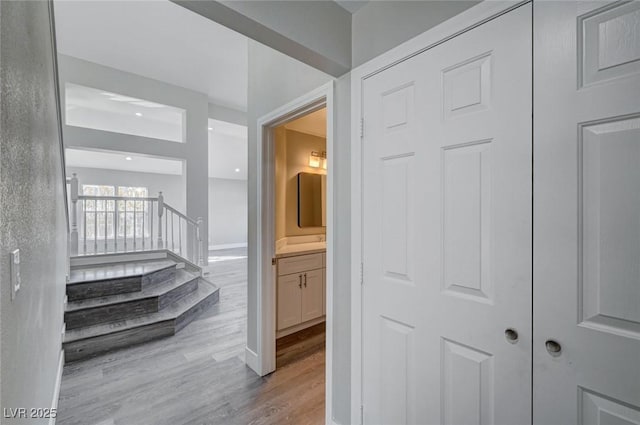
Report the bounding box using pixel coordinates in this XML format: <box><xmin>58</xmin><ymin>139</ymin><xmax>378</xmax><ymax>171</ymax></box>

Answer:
<box><xmin>309</xmin><ymin>151</ymin><xmax>327</xmax><ymax>169</ymax></box>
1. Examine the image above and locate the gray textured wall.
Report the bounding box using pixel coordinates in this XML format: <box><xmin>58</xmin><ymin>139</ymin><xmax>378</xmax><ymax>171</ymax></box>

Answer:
<box><xmin>0</xmin><ymin>1</ymin><xmax>67</xmax><ymax>422</ymax></box>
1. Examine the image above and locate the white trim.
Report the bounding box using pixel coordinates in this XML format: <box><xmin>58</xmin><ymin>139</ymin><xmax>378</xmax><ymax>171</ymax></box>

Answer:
<box><xmin>208</xmin><ymin>242</ymin><xmax>247</xmax><ymax>250</ymax></box>
<box><xmin>349</xmin><ymin>2</ymin><xmax>529</xmax><ymax>423</ymax></box>
<box><xmin>253</xmin><ymin>81</ymin><xmax>335</xmax><ymax>425</ymax></box>
<box><xmin>49</xmin><ymin>349</ymin><xmax>64</xmax><ymax>425</ymax></box>
<box><xmin>244</xmin><ymin>346</ymin><xmax>260</xmax><ymax>372</ymax></box>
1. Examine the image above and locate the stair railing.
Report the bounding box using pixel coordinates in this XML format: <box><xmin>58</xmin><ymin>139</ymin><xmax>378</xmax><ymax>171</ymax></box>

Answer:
<box><xmin>68</xmin><ymin>174</ymin><xmax>204</xmax><ymax>265</ymax></box>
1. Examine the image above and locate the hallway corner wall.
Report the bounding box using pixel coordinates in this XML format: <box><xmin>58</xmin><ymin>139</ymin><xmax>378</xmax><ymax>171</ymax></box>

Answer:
<box><xmin>0</xmin><ymin>1</ymin><xmax>68</xmax><ymax>422</ymax></box>
<box><xmin>247</xmin><ymin>39</ymin><xmax>352</xmax><ymax>425</ymax></box>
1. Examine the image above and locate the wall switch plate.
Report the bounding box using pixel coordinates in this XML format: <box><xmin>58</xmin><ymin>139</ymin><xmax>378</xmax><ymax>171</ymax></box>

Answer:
<box><xmin>10</xmin><ymin>249</ymin><xmax>21</xmax><ymax>301</ymax></box>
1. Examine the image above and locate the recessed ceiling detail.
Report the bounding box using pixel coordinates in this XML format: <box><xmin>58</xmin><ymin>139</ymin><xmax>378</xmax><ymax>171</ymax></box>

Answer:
<box><xmin>65</xmin><ymin>149</ymin><xmax>184</xmax><ymax>176</ymax></box>
<box><xmin>65</xmin><ymin>83</ymin><xmax>185</xmax><ymax>143</ymax></box>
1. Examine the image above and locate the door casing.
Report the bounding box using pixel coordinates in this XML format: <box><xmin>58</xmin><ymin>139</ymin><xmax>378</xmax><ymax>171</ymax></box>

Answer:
<box><xmin>251</xmin><ymin>81</ymin><xmax>335</xmax><ymax>423</ymax></box>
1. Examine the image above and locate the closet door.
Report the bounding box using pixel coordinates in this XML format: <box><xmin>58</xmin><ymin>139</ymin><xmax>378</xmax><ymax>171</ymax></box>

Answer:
<box><xmin>534</xmin><ymin>2</ymin><xmax>640</xmax><ymax>423</ymax></box>
<box><xmin>361</xmin><ymin>4</ymin><xmax>532</xmax><ymax>424</ymax></box>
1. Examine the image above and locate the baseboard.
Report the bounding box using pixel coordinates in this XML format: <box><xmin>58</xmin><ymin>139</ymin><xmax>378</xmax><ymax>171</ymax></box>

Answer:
<box><xmin>208</xmin><ymin>242</ymin><xmax>247</xmax><ymax>251</ymax></box>
<box><xmin>244</xmin><ymin>346</ymin><xmax>260</xmax><ymax>375</ymax></box>
<box><xmin>50</xmin><ymin>349</ymin><xmax>64</xmax><ymax>425</ymax></box>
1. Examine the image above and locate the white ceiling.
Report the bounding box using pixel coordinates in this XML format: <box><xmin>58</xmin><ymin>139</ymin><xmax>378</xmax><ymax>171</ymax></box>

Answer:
<box><xmin>285</xmin><ymin>108</ymin><xmax>327</xmax><ymax>138</ymax></box>
<box><xmin>334</xmin><ymin>0</ymin><xmax>369</xmax><ymax>14</ymax></box>
<box><xmin>66</xmin><ymin>149</ymin><xmax>184</xmax><ymax>175</ymax></box>
<box><xmin>54</xmin><ymin>0</ymin><xmax>248</xmax><ymax>111</ymax></box>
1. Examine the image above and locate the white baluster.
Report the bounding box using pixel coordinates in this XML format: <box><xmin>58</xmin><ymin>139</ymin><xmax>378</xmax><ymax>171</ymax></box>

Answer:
<box><xmin>93</xmin><ymin>201</ymin><xmax>97</xmax><ymax>254</ymax></box>
<box><xmin>133</xmin><ymin>199</ymin><xmax>137</xmax><ymax>251</ymax></box>
<box><xmin>157</xmin><ymin>192</ymin><xmax>164</xmax><ymax>249</ymax></box>
<box><xmin>171</xmin><ymin>211</ymin><xmax>175</xmax><ymax>252</ymax></box>
<box><xmin>197</xmin><ymin>217</ymin><xmax>204</xmax><ymax>266</ymax></box>
<box><xmin>83</xmin><ymin>199</ymin><xmax>87</xmax><ymax>255</ymax></box>
<box><xmin>70</xmin><ymin>173</ymin><xmax>79</xmax><ymax>256</ymax></box>
<box><xmin>123</xmin><ymin>199</ymin><xmax>127</xmax><ymax>251</ymax></box>
<box><xmin>142</xmin><ymin>200</ymin><xmax>146</xmax><ymax>250</ymax></box>
<box><xmin>114</xmin><ymin>199</ymin><xmax>119</xmax><ymax>252</ymax></box>
<box><xmin>104</xmin><ymin>205</ymin><xmax>107</xmax><ymax>253</ymax></box>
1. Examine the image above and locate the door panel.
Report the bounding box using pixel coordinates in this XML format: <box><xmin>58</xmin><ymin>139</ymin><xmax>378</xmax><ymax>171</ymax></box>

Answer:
<box><xmin>442</xmin><ymin>339</ymin><xmax>494</xmax><ymax>425</ymax></box>
<box><xmin>301</xmin><ymin>269</ymin><xmax>323</xmax><ymax>322</ymax></box>
<box><xmin>534</xmin><ymin>2</ymin><xmax>640</xmax><ymax>423</ymax></box>
<box><xmin>362</xmin><ymin>4</ymin><xmax>532</xmax><ymax>424</ymax></box>
<box><xmin>277</xmin><ymin>274</ymin><xmax>301</xmax><ymax>330</ymax></box>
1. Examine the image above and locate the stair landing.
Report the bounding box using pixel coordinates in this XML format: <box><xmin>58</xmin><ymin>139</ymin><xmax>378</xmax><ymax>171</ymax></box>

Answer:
<box><xmin>64</xmin><ymin>259</ymin><xmax>219</xmax><ymax>362</ymax></box>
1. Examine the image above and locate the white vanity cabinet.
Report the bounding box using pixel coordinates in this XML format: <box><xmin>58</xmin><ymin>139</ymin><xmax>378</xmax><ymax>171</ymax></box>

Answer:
<box><xmin>276</xmin><ymin>251</ymin><xmax>326</xmax><ymax>337</ymax></box>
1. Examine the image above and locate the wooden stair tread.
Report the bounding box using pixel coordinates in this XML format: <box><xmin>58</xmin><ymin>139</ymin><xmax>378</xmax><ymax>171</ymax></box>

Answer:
<box><xmin>64</xmin><ymin>279</ymin><xmax>218</xmax><ymax>343</ymax></box>
<box><xmin>65</xmin><ymin>269</ymin><xmax>198</xmax><ymax>312</ymax></box>
<box><xmin>68</xmin><ymin>260</ymin><xmax>176</xmax><ymax>285</ymax></box>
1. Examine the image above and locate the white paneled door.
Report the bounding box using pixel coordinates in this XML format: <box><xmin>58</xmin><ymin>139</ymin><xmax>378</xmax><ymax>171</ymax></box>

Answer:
<box><xmin>534</xmin><ymin>2</ymin><xmax>640</xmax><ymax>424</ymax></box>
<box><xmin>362</xmin><ymin>4</ymin><xmax>532</xmax><ymax>424</ymax></box>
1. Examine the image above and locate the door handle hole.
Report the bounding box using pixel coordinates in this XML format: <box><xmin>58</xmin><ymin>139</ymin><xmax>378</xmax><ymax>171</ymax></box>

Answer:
<box><xmin>545</xmin><ymin>339</ymin><xmax>562</xmax><ymax>356</ymax></box>
<box><xmin>505</xmin><ymin>328</ymin><xmax>519</xmax><ymax>344</ymax></box>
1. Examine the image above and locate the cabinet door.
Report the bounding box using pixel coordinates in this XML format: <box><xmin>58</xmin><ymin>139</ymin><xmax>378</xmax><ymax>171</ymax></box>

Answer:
<box><xmin>301</xmin><ymin>269</ymin><xmax>324</xmax><ymax>322</ymax></box>
<box><xmin>277</xmin><ymin>274</ymin><xmax>302</xmax><ymax>330</ymax></box>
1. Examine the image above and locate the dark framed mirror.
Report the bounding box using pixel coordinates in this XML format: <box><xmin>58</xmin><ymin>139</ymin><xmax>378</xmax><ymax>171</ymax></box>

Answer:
<box><xmin>297</xmin><ymin>172</ymin><xmax>325</xmax><ymax>227</ymax></box>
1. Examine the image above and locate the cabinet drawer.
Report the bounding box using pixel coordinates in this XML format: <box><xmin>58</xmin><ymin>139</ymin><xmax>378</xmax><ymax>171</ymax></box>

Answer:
<box><xmin>277</xmin><ymin>253</ymin><xmax>323</xmax><ymax>276</ymax></box>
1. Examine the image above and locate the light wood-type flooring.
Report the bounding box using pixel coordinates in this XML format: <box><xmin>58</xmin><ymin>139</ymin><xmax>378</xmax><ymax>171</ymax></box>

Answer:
<box><xmin>57</xmin><ymin>248</ymin><xmax>326</xmax><ymax>425</ymax></box>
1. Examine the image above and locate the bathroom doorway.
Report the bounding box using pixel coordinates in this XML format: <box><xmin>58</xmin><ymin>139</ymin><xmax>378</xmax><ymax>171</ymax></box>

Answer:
<box><xmin>273</xmin><ymin>107</ymin><xmax>327</xmax><ymax>368</ymax></box>
<box><xmin>253</xmin><ymin>82</ymin><xmax>334</xmax><ymax>420</ymax></box>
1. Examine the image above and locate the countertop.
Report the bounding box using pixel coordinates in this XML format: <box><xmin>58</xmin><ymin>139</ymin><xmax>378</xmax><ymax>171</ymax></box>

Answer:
<box><xmin>275</xmin><ymin>242</ymin><xmax>326</xmax><ymax>258</ymax></box>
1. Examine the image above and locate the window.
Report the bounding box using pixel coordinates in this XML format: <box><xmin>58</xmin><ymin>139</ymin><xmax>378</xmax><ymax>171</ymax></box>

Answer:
<box><xmin>82</xmin><ymin>185</ymin><xmax>150</xmax><ymax>240</ymax></box>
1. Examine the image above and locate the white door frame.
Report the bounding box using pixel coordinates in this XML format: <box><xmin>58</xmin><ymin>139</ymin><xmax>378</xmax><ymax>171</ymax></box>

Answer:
<box><xmin>349</xmin><ymin>2</ymin><xmax>530</xmax><ymax>423</ymax></box>
<box><xmin>254</xmin><ymin>81</ymin><xmax>335</xmax><ymax>422</ymax></box>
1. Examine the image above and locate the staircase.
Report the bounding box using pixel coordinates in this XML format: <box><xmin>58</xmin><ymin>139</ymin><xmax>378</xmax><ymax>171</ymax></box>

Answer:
<box><xmin>63</xmin><ymin>256</ymin><xmax>219</xmax><ymax>362</ymax></box>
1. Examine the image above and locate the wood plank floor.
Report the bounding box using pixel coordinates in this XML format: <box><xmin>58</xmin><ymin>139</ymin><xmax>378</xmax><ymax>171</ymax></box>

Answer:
<box><xmin>57</xmin><ymin>249</ymin><xmax>326</xmax><ymax>425</ymax></box>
